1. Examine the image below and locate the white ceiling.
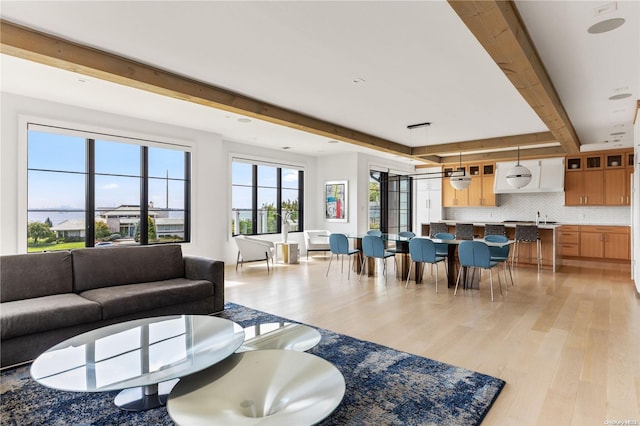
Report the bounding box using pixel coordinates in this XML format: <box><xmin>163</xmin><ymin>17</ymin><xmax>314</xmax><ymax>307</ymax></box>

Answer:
<box><xmin>1</xmin><ymin>1</ymin><xmax>638</xmax><ymax>163</ymax></box>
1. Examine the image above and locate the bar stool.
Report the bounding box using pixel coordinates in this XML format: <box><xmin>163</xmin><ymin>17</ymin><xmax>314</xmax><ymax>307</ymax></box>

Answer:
<box><xmin>429</xmin><ymin>222</ymin><xmax>448</xmax><ymax>238</ymax></box>
<box><xmin>455</xmin><ymin>223</ymin><xmax>474</xmax><ymax>240</ymax></box>
<box><xmin>484</xmin><ymin>223</ymin><xmax>506</xmax><ymax>237</ymax></box>
<box><xmin>513</xmin><ymin>224</ymin><xmax>541</xmax><ymax>272</ymax></box>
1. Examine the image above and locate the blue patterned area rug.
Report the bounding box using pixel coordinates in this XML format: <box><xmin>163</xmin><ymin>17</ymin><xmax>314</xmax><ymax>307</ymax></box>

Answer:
<box><xmin>0</xmin><ymin>302</ymin><xmax>504</xmax><ymax>425</ymax></box>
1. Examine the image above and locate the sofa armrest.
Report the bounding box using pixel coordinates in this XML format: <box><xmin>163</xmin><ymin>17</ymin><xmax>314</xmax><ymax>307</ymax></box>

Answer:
<box><xmin>184</xmin><ymin>255</ymin><xmax>224</xmax><ymax>312</ymax></box>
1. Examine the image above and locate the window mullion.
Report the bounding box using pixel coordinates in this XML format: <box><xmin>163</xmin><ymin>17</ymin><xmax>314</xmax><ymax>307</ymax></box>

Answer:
<box><xmin>252</xmin><ymin>165</ymin><xmax>258</xmax><ymax>235</ymax></box>
<box><xmin>140</xmin><ymin>146</ymin><xmax>149</xmax><ymax>244</ymax></box>
<box><xmin>277</xmin><ymin>168</ymin><xmax>282</xmax><ymax>233</ymax></box>
<box><xmin>85</xmin><ymin>139</ymin><xmax>95</xmax><ymax>247</ymax></box>
<box><xmin>184</xmin><ymin>152</ymin><xmax>191</xmax><ymax>241</ymax></box>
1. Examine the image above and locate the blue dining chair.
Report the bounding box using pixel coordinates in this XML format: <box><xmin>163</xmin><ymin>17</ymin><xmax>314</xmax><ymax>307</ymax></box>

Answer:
<box><xmin>434</xmin><ymin>232</ymin><xmax>455</xmax><ymax>275</ymax></box>
<box><xmin>405</xmin><ymin>237</ymin><xmax>447</xmax><ymax>292</ymax></box>
<box><xmin>484</xmin><ymin>234</ymin><xmax>514</xmax><ymax>287</ymax></box>
<box><xmin>387</xmin><ymin>231</ymin><xmax>415</xmax><ymax>256</ymax></box>
<box><xmin>360</xmin><ymin>235</ymin><xmax>395</xmax><ymax>285</ymax></box>
<box><xmin>326</xmin><ymin>233</ymin><xmax>360</xmax><ymax>279</ymax></box>
<box><xmin>455</xmin><ymin>240</ymin><xmax>503</xmax><ymax>301</ymax></box>
<box><xmin>366</xmin><ymin>230</ymin><xmax>382</xmax><ymax>237</ymax></box>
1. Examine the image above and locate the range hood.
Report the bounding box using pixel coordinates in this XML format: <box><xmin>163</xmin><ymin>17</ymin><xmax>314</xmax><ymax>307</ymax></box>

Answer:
<box><xmin>494</xmin><ymin>157</ymin><xmax>565</xmax><ymax>194</ymax></box>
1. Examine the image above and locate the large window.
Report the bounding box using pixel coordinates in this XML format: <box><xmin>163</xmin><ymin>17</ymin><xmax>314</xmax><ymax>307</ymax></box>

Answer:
<box><xmin>27</xmin><ymin>125</ymin><xmax>190</xmax><ymax>252</ymax></box>
<box><xmin>231</xmin><ymin>160</ymin><xmax>303</xmax><ymax>236</ymax></box>
<box><xmin>369</xmin><ymin>170</ymin><xmax>412</xmax><ymax>234</ymax></box>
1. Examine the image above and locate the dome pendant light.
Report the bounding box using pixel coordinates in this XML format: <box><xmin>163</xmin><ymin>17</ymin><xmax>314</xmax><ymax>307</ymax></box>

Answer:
<box><xmin>506</xmin><ymin>146</ymin><xmax>532</xmax><ymax>189</ymax></box>
<box><xmin>450</xmin><ymin>152</ymin><xmax>471</xmax><ymax>190</ymax></box>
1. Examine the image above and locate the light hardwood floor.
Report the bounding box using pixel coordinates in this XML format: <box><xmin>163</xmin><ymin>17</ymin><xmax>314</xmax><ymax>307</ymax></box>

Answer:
<box><xmin>225</xmin><ymin>255</ymin><xmax>640</xmax><ymax>426</ymax></box>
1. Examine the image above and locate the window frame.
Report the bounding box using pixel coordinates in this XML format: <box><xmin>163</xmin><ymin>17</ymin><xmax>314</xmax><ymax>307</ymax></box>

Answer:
<box><xmin>369</xmin><ymin>170</ymin><xmax>412</xmax><ymax>235</ymax></box>
<box><xmin>23</xmin><ymin>120</ymin><xmax>192</xmax><ymax>251</ymax></box>
<box><xmin>231</xmin><ymin>158</ymin><xmax>304</xmax><ymax>237</ymax></box>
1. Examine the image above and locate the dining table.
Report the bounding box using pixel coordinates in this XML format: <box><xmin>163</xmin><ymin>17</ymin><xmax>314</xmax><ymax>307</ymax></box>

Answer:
<box><xmin>421</xmin><ymin>237</ymin><xmax>516</xmax><ymax>288</ymax></box>
<box><xmin>346</xmin><ymin>233</ymin><xmax>413</xmax><ymax>278</ymax></box>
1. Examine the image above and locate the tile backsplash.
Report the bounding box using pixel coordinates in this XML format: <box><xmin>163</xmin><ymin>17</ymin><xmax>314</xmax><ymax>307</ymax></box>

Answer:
<box><xmin>444</xmin><ymin>192</ymin><xmax>631</xmax><ymax>225</ymax></box>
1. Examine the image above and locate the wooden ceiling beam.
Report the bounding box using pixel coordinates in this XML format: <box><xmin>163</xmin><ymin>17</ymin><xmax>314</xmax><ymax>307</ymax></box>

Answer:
<box><xmin>447</xmin><ymin>0</ymin><xmax>581</xmax><ymax>154</ymax></box>
<box><xmin>0</xmin><ymin>20</ymin><xmax>411</xmax><ymax>156</ymax></box>
<box><xmin>435</xmin><ymin>146</ymin><xmax>567</xmax><ymax>164</ymax></box>
<box><xmin>410</xmin><ymin>131</ymin><xmax>556</xmax><ymax>156</ymax></box>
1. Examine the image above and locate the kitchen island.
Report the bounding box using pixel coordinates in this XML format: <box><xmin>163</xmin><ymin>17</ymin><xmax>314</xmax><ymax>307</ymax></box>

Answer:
<box><xmin>421</xmin><ymin>221</ymin><xmax>560</xmax><ymax>272</ymax></box>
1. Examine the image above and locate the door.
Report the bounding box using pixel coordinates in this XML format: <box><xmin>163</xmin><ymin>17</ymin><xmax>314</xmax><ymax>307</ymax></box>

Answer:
<box><xmin>605</xmin><ymin>169</ymin><xmax>627</xmax><ymax>205</ymax></box>
<box><xmin>580</xmin><ymin>232</ymin><xmax>602</xmax><ymax>258</ymax></box>
<box><xmin>564</xmin><ymin>172</ymin><xmax>583</xmax><ymax>205</ymax></box>
<box><xmin>604</xmin><ymin>233</ymin><xmax>630</xmax><ymax>260</ymax></box>
<box><xmin>583</xmin><ymin>170</ymin><xmax>604</xmax><ymax>205</ymax></box>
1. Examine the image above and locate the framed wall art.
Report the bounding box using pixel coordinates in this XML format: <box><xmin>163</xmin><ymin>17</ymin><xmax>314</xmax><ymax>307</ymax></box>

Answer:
<box><xmin>324</xmin><ymin>180</ymin><xmax>348</xmax><ymax>222</ymax></box>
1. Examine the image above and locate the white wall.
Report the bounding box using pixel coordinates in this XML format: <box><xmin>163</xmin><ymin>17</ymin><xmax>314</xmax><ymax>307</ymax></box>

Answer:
<box><xmin>221</xmin><ymin>140</ymin><xmax>318</xmax><ymax>264</ymax></box>
<box><xmin>1</xmin><ymin>93</ymin><xmax>227</xmax><ymax>258</ymax></box>
<box><xmin>444</xmin><ymin>192</ymin><xmax>631</xmax><ymax>225</ymax></box>
<box><xmin>2</xmin><ymin>92</ymin><xmax>416</xmax><ymax>266</ymax></box>
<box><xmin>0</xmin><ymin>93</ymin><xmax>323</xmax><ymax>265</ymax></box>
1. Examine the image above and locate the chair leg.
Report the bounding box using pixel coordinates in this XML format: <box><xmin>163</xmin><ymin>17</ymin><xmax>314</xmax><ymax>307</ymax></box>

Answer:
<box><xmin>236</xmin><ymin>251</ymin><xmax>241</xmax><ymax>271</ymax></box>
<box><xmin>489</xmin><ymin>269</ymin><xmax>494</xmax><ymax>302</ymax></box>
<box><xmin>405</xmin><ymin>262</ymin><xmax>413</xmax><ymax>288</ymax></box>
<box><xmin>347</xmin><ymin>255</ymin><xmax>352</xmax><ymax>280</ymax></box>
<box><xmin>435</xmin><ymin>262</ymin><xmax>439</xmax><ymax>294</ymax></box>
<box><xmin>454</xmin><ymin>267</ymin><xmax>463</xmax><ymax>296</ymax></box>
<box><xmin>502</xmin><ymin>262</ymin><xmax>509</xmax><ymax>292</ymax></box>
<box><xmin>326</xmin><ymin>253</ymin><xmax>334</xmax><ymax>277</ymax></box>
<box><xmin>383</xmin><ymin>259</ymin><xmax>388</xmax><ymax>286</ymax></box>
<box><xmin>508</xmin><ymin>261</ymin><xmax>514</xmax><ymax>286</ymax></box>
<box><xmin>359</xmin><ymin>256</ymin><xmax>366</xmax><ymax>281</ymax></box>
<box><xmin>497</xmin><ymin>266</ymin><xmax>502</xmax><ymax>295</ymax></box>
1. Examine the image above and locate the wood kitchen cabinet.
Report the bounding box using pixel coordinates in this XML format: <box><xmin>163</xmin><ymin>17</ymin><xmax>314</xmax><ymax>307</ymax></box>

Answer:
<box><xmin>604</xmin><ymin>168</ymin><xmax>632</xmax><ymax>205</ymax></box>
<box><xmin>578</xmin><ymin>225</ymin><xmax>630</xmax><ymax>260</ymax></box>
<box><xmin>443</xmin><ymin>163</ymin><xmax>495</xmax><ymax>207</ymax></box>
<box><xmin>565</xmin><ymin>149</ymin><xmax>633</xmax><ymax>206</ymax></box>
<box><xmin>558</xmin><ymin>225</ymin><xmax>579</xmax><ymax>257</ymax></box>
<box><xmin>565</xmin><ymin>154</ymin><xmax>604</xmax><ymax>206</ymax></box>
<box><xmin>442</xmin><ymin>166</ymin><xmax>468</xmax><ymax>207</ymax></box>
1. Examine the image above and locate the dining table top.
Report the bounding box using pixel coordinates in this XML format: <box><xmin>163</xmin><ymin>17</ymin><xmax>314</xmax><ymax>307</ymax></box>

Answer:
<box><xmin>427</xmin><ymin>237</ymin><xmax>515</xmax><ymax>247</ymax></box>
<box><xmin>344</xmin><ymin>233</ymin><xmax>513</xmax><ymax>247</ymax></box>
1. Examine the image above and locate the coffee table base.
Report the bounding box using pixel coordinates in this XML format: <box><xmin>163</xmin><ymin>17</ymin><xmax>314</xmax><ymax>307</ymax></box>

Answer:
<box><xmin>114</xmin><ymin>379</ymin><xmax>179</xmax><ymax>411</ymax></box>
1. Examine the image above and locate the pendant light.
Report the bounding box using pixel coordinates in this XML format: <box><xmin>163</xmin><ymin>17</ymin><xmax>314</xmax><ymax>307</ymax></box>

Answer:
<box><xmin>506</xmin><ymin>146</ymin><xmax>532</xmax><ymax>189</ymax></box>
<box><xmin>450</xmin><ymin>152</ymin><xmax>471</xmax><ymax>190</ymax></box>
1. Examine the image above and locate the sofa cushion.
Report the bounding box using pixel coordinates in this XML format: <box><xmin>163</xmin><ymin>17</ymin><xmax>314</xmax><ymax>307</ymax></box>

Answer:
<box><xmin>72</xmin><ymin>245</ymin><xmax>185</xmax><ymax>292</ymax></box>
<box><xmin>1</xmin><ymin>294</ymin><xmax>102</xmax><ymax>340</ymax></box>
<box><xmin>0</xmin><ymin>251</ymin><xmax>73</xmax><ymax>303</ymax></box>
<box><xmin>79</xmin><ymin>278</ymin><xmax>214</xmax><ymax>320</ymax></box>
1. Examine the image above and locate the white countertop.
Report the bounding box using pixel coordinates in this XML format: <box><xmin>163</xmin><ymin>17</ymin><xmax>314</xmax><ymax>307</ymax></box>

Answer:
<box><xmin>432</xmin><ymin>221</ymin><xmax>630</xmax><ymax>229</ymax></box>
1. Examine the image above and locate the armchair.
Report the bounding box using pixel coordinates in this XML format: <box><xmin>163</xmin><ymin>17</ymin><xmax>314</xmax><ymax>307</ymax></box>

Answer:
<box><xmin>234</xmin><ymin>235</ymin><xmax>276</xmax><ymax>272</ymax></box>
<box><xmin>304</xmin><ymin>230</ymin><xmax>330</xmax><ymax>259</ymax></box>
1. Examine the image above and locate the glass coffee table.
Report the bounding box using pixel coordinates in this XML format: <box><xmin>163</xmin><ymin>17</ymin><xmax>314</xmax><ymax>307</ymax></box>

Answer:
<box><xmin>237</xmin><ymin>322</ymin><xmax>321</xmax><ymax>352</ymax></box>
<box><xmin>30</xmin><ymin>315</ymin><xmax>245</xmax><ymax>411</ymax></box>
<box><xmin>167</xmin><ymin>349</ymin><xmax>345</xmax><ymax>425</ymax></box>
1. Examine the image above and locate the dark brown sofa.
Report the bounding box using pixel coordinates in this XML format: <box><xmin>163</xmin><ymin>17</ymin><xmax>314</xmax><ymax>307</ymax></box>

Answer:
<box><xmin>0</xmin><ymin>244</ymin><xmax>224</xmax><ymax>368</ymax></box>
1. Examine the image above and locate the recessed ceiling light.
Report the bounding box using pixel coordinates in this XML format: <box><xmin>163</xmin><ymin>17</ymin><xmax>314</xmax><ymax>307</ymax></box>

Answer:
<box><xmin>328</xmin><ymin>140</ymin><xmax>339</xmax><ymax>144</ymax></box>
<box><xmin>594</xmin><ymin>2</ymin><xmax>617</xmax><ymax>16</ymax></box>
<box><xmin>588</xmin><ymin>18</ymin><xmax>625</xmax><ymax>34</ymax></box>
<box><xmin>613</xmin><ymin>123</ymin><xmax>625</xmax><ymax>128</ymax></box>
<box><xmin>282</xmin><ymin>146</ymin><xmax>291</xmax><ymax>150</ymax></box>
<box><xmin>237</xmin><ymin>118</ymin><xmax>252</xmax><ymax>123</ymax></box>
<box><xmin>610</xmin><ymin>131</ymin><xmax>626</xmax><ymax>136</ymax></box>
<box><xmin>609</xmin><ymin>93</ymin><xmax>632</xmax><ymax>100</ymax></box>
<box><xmin>352</xmin><ymin>77</ymin><xmax>366</xmax><ymax>84</ymax></box>
<box><xmin>77</xmin><ymin>78</ymin><xmax>87</xmax><ymax>83</ymax></box>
